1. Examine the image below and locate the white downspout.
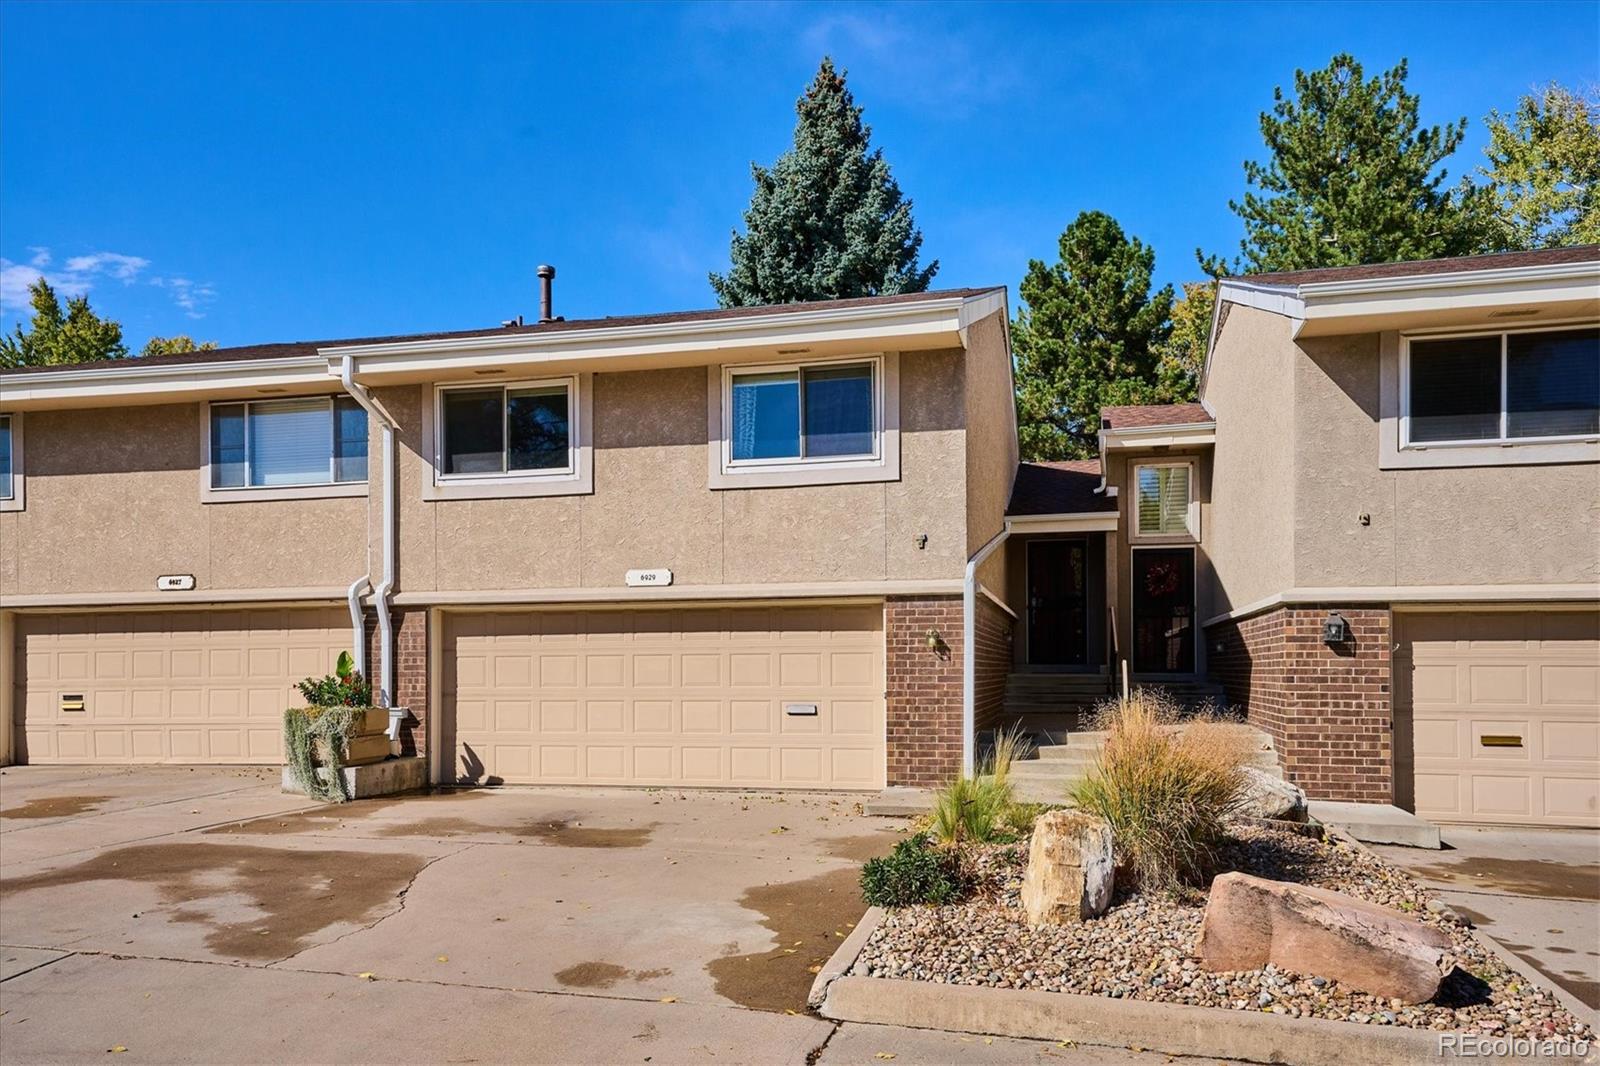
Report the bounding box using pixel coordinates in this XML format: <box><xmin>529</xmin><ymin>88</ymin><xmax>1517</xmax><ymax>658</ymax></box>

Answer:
<box><xmin>962</xmin><ymin>528</ymin><xmax>1010</xmax><ymax>777</ymax></box>
<box><xmin>339</xmin><ymin>358</ymin><xmax>397</xmax><ymax>708</ymax></box>
<box><xmin>345</xmin><ymin>575</ymin><xmax>370</xmax><ymax>679</ymax></box>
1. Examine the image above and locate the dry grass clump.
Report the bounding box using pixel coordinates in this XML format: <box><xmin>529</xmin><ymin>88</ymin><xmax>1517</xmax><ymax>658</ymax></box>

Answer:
<box><xmin>1069</xmin><ymin>690</ymin><xmax>1248</xmax><ymax>891</ymax></box>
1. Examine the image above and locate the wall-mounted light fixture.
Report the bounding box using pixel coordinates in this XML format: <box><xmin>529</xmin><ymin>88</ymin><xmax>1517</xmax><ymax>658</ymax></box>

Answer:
<box><xmin>1322</xmin><ymin>612</ymin><xmax>1349</xmax><ymax>645</ymax></box>
<box><xmin>915</xmin><ymin>533</ymin><xmax>928</xmax><ymax>550</ymax></box>
<box><xmin>925</xmin><ymin>628</ymin><xmax>940</xmax><ymax>650</ymax></box>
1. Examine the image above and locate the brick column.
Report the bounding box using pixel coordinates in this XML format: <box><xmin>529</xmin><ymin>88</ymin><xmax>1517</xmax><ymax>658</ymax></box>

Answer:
<box><xmin>1207</xmin><ymin>604</ymin><xmax>1392</xmax><ymax>803</ymax></box>
<box><xmin>885</xmin><ymin>595</ymin><xmax>964</xmax><ymax>788</ymax></box>
<box><xmin>366</xmin><ymin>607</ymin><xmax>429</xmax><ymax>756</ymax></box>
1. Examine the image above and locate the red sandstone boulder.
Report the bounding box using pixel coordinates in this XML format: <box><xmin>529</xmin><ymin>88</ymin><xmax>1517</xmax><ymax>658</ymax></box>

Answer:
<box><xmin>1195</xmin><ymin>871</ymin><xmax>1453</xmax><ymax>1003</ymax></box>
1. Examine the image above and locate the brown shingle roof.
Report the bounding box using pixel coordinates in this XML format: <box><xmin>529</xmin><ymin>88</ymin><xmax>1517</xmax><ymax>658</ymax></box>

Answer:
<box><xmin>1</xmin><ymin>286</ymin><xmax>1003</xmax><ymax>376</ymax></box>
<box><xmin>1006</xmin><ymin>460</ymin><xmax>1117</xmax><ymax>517</ymax></box>
<box><xmin>1238</xmin><ymin>245</ymin><xmax>1599</xmax><ymax>288</ymax></box>
<box><xmin>1100</xmin><ymin>402</ymin><xmax>1212</xmax><ymax>430</ymax></box>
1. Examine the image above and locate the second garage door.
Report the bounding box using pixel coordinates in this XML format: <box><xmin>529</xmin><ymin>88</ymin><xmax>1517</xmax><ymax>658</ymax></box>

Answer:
<box><xmin>1399</xmin><ymin>610</ymin><xmax>1600</xmax><ymax>828</ymax></box>
<box><xmin>14</xmin><ymin>607</ymin><xmax>352</xmax><ymax>765</ymax></box>
<box><xmin>444</xmin><ymin>603</ymin><xmax>885</xmax><ymax>789</ymax></box>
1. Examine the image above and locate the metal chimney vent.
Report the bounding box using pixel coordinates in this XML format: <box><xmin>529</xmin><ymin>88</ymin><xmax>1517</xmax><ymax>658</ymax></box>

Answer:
<box><xmin>537</xmin><ymin>264</ymin><xmax>557</xmax><ymax>323</ymax></box>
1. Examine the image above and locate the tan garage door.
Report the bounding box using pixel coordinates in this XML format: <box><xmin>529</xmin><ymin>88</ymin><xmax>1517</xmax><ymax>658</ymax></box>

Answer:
<box><xmin>1399</xmin><ymin>610</ymin><xmax>1600</xmax><ymax>827</ymax></box>
<box><xmin>444</xmin><ymin>604</ymin><xmax>885</xmax><ymax>789</ymax></box>
<box><xmin>14</xmin><ymin>608</ymin><xmax>351</xmax><ymax>765</ymax></box>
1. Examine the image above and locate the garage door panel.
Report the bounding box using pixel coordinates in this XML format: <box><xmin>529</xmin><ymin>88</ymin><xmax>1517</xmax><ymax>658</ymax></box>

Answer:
<box><xmin>1403</xmin><ymin>610</ymin><xmax>1599</xmax><ymax>828</ymax></box>
<box><xmin>447</xmin><ymin>604</ymin><xmax>885</xmax><ymax>789</ymax></box>
<box><xmin>15</xmin><ymin>608</ymin><xmax>349</xmax><ymax>765</ymax></box>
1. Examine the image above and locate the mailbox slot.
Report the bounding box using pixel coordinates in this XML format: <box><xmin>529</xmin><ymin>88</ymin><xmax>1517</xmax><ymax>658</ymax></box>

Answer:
<box><xmin>60</xmin><ymin>694</ymin><xmax>85</xmax><ymax>713</ymax></box>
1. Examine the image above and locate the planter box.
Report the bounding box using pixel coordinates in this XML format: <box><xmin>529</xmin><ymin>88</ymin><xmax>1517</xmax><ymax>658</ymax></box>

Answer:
<box><xmin>281</xmin><ymin>756</ymin><xmax>428</xmax><ymax>800</ymax></box>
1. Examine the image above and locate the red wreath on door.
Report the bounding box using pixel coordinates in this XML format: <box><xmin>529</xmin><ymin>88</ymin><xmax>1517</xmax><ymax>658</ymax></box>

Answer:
<box><xmin>1145</xmin><ymin>561</ymin><xmax>1180</xmax><ymax>597</ymax></box>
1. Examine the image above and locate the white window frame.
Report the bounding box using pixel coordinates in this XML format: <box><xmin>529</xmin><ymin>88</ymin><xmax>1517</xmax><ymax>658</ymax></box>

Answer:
<box><xmin>1130</xmin><ymin>459</ymin><xmax>1199</xmax><ymax>542</ymax></box>
<box><xmin>706</xmin><ymin>352</ymin><xmax>900</xmax><ymax>490</ymax></box>
<box><xmin>0</xmin><ymin>412</ymin><xmax>23</xmax><ymax>513</ymax></box>
<box><xmin>1399</xmin><ymin>323</ymin><xmax>1600</xmax><ymax>450</ymax></box>
<box><xmin>423</xmin><ymin>373</ymin><xmax>593</xmax><ymax>500</ymax></box>
<box><xmin>199</xmin><ymin>395</ymin><xmax>368</xmax><ymax>504</ymax></box>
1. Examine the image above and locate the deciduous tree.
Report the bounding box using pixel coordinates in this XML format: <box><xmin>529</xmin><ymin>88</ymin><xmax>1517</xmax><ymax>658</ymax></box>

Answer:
<box><xmin>140</xmin><ymin>335</ymin><xmax>219</xmax><ymax>358</ymax></box>
<box><xmin>0</xmin><ymin>278</ymin><xmax>126</xmax><ymax>368</ymax></box>
<box><xmin>1480</xmin><ymin>83</ymin><xmax>1600</xmax><ymax>248</ymax></box>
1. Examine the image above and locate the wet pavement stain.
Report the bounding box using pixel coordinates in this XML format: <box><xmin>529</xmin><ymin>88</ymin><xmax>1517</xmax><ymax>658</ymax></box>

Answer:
<box><xmin>707</xmin><ymin>865</ymin><xmax>864</xmax><ymax>1013</ymax></box>
<box><xmin>1405</xmin><ymin>856</ymin><xmax>1600</xmax><ymax>901</ymax></box>
<box><xmin>0</xmin><ymin>842</ymin><xmax>428</xmax><ymax>960</ymax></box>
<box><xmin>553</xmin><ymin>961</ymin><xmax>672</xmax><ymax>989</ymax></box>
<box><xmin>520</xmin><ymin>819</ymin><xmax>653</xmax><ymax>849</ymax></box>
<box><xmin>1</xmin><ymin>795</ymin><xmax>113</xmax><ymax>820</ymax></box>
<box><xmin>824</xmin><ymin>833</ymin><xmax>902</xmax><ymax>863</ymax></box>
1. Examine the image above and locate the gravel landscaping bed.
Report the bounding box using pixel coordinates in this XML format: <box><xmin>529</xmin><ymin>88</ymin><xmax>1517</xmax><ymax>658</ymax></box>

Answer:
<box><xmin>852</xmin><ymin>824</ymin><xmax>1593</xmax><ymax>1042</ymax></box>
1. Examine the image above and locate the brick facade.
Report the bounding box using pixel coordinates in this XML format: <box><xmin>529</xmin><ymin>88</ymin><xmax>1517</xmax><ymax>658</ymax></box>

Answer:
<box><xmin>973</xmin><ymin>595</ymin><xmax>1014</xmax><ymax>732</ymax></box>
<box><xmin>885</xmin><ymin>595</ymin><xmax>964</xmax><ymax>787</ymax></box>
<box><xmin>365</xmin><ymin>607</ymin><xmax>429</xmax><ymax>756</ymax></box>
<box><xmin>1207</xmin><ymin>604</ymin><xmax>1392</xmax><ymax>803</ymax></box>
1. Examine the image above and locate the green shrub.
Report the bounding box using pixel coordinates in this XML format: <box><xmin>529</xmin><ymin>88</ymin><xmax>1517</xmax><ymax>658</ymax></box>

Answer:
<box><xmin>296</xmin><ymin>650</ymin><xmax>372</xmax><ymax>707</ymax></box>
<box><xmin>1069</xmin><ymin>691</ymin><xmax>1247</xmax><ymax>891</ymax></box>
<box><xmin>860</xmin><ymin>835</ymin><xmax>963</xmax><ymax>907</ymax></box>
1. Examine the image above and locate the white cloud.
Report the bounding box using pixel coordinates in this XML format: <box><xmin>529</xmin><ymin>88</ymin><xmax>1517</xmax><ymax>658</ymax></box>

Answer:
<box><xmin>150</xmin><ymin>276</ymin><xmax>218</xmax><ymax>319</ymax></box>
<box><xmin>62</xmin><ymin>252</ymin><xmax>150</xmax><ymax>282</ymax></box>
<box><xmin>1</xmin><ymin>247</ymin><xmax>216</xmax><ymax>321</ymax></box>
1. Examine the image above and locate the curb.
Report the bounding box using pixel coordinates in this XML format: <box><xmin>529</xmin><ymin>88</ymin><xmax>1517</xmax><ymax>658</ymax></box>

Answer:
<box><xmin>819</xmin><ymin>975</ymin><xmax>1460</xmax><ymax>1066</ymax></box>
<box><xmin>808</xmin><ymin>905</ymin><xmax>885</xmax><ymax>1009</ymax></box>
<box><xmin>1335</xmin><ymin>832</ymin><xmax>1600</xmax><ymax>1036</ymax></box>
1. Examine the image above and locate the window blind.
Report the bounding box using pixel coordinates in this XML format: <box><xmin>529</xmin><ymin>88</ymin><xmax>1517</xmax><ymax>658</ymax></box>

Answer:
<box><xmin>248</xmin><ymin>398</ymin><xmax>333</xmax><ymax>487</ymax></box>
<box><xmin>1137</xmin><ymin>465</ymin><xmax>1190</xmax><ymax>535</ymax></box>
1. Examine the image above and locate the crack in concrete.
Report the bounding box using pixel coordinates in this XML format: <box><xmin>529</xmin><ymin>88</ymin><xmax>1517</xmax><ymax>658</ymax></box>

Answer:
<box><xmin>805</xmin><ymin>1021</ymin><xmax>843</xmax><ymax>1064</ymax></box>
<box><xmin>0</xmin><ymin>951</ymin><xmax>76</xmax><ymax>984</ymax></box>
<box><xmin>267</xmin><ymin>844</ymin><xmax>473</xmax><ymax>966</ymax></box>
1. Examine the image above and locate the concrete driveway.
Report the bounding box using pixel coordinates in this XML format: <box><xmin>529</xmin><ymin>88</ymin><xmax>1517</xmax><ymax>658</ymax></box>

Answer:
<box><xmin>1372</xmin><ymin>826</ymin><xmax>1600</xmax><ymax>1019</ymax></box>
<box><xmin>0</xmin><ymin>766</ymin><xmax>1189</xmax><ymax>1065</ymax></box>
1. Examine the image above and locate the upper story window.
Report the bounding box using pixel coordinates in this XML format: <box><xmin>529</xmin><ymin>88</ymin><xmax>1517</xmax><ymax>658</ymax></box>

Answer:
<box><xmin>209</xmin><ymin>396</ymin><xmax>368</xmax><ymax>489</ymax></box>
<box><xmin>0</xmin><ymin>414</ymin><xmax>13</xmax><ymax>501</ymax></box>
<box><xmin>1405</xmin><ymin>326</ymin><xmax>1599</xmax><ymax>447</ymax></box>
<box><xmin>437</xmin><ymin>377</ymin><xmax>575</xmax><ymax>479</ymax></box>
<box><xmin>1133</xmin><ymin>461</ymin><xmax>1196</xmax><ymax>539</ymax></box>
<box><xmin>725</xmin><ymin>357</ymin><xmax>879</xmax><ymax>466</ymax></box>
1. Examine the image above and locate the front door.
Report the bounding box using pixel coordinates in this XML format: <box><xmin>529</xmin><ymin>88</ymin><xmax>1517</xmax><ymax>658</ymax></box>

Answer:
<box><xmin>1132</xmin><ymin>547</ymin><xmax>1195</xmax><ymax>674</ymax></box>
<box><xmin>1027</xmin><ymin>539</ymin><xmax>1088</xmax><ymax>666</ymax></box>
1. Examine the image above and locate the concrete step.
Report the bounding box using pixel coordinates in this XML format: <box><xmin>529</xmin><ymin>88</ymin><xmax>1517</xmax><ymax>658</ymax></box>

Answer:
<box><xmin>1307</xmin><ymin>801</ymin><xmax>1442</xmax><ymax>849</ymax></box>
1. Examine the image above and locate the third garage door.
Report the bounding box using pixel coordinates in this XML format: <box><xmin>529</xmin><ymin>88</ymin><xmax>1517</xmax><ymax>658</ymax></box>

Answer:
<box><xmin>444</xmin><ymin>604</ymin><xmax>884</xmax><ymax>789</ymax></box>
<box><xmin>1399</xmin><ymin>610</ymin><xmax>1600</xmax><ymax>827</ymax></box>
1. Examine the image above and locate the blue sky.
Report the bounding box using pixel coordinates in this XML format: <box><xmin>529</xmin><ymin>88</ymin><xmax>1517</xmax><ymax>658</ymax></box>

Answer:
<box><xmin>2</xmin><ymin>1</ymin><xmax>1595</xmax><ymax>351</ymax></box>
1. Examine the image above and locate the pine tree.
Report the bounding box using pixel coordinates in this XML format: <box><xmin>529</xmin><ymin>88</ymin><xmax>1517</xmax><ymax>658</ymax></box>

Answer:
<box><xmin>1214</xmin><ymin>54</ymin><xmax>1494</xmax><ymax>274</ymax></box>
<box><xmin>1013</xmin><ymin>211</ymin><xmax>1174</xmax><ymax>460</ymax></box>
<box><xmin>1480</xmin><ymin>83</ymin><xmax>1600</xmax><ymax>249</ymax></box>
<box><xmin>0</xmin><ymin>278</ymin><xmax>127</xmax><ymax>368</ymax></box>
<box><xmin>710</xmin><ymin>57</ymin><xmax>936</xmax><ymax>307</ymax></box>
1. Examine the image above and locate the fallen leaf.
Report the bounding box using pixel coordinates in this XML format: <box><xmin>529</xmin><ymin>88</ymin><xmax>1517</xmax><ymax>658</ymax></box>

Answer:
<box><xmin>784</xmin><ymin>1009</ymin><xmax>798</xmax><ymax>1016</ymax></box>
<box><xmin>107</xmin><ymin>1047</ymin><xmax>127</xmax><ymax>1055</ymax></box>
<box><xmin>807</xmin><ymin>965</ymin><xmax>822</xmax><ymax>974</ymax></box>
<box><xmin>874</xmin><ymin>1054</ymin><xmax>895</xmax><ymax>1061</ymax></box>
<box><xmin>357</xmin><ymin>972</ymin><xmax>376</xmax><ymax>981</ymax></box>
<box><xmin>984</xmin><ymin>1038</ymin><xmax>993</xmax><ymax>1045</ymax></box>
<box><xmin>782</xmin><ymin>948</ymin><xmax>798</xmax><ymax>954</ymax></box>
<box><xmin>659</xmin><ymin>996</ymin><xmax>677</xmax><ymax>1004</ymax></box>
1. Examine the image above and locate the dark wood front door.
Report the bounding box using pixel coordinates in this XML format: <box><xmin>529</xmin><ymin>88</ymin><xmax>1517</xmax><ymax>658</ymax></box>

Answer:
<box><xmin>1027</xmin><ymin>539</ymin><xmax>1088</xmax><ymax>666</ymax></box>
<box><xmin>1132</xmin><ymin>547</ymin><xmax>1196</xmax><ymax>674</ymax></box>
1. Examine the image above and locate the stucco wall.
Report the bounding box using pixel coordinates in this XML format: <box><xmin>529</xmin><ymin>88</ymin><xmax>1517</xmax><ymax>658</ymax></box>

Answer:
<box><xmin>1293</xmin><ymin>333</ymin><xmax>1600</xmax><ymax>588</ymax></box>
<box><xmin>0</xmin><ymin>403</ymin><xmax>366</xmax><ymax>597</ymax></box>
<box><xmin>963</xmin><ymin>310</ymin><xmax>1018</xmax><ymax>593</ymax></box>
<box><xmin>383</xmin><ymin>349</ymin><xmax>971</xmax><ymax>594</ymax></box>
<box><xmin>1203</xmin><ymin>303</ymin><xmax>1297</xmax><ymax>615</ymax></box>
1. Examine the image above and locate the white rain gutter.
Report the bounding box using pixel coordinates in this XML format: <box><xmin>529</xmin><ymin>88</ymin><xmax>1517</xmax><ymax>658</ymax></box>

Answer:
<box><xmin>962</xmin><ymin>528</ymin><xmax>1010</xmax><ymax>776</ymax></box>
<box><xmin>338</xmin><ymin>359</ymin><xmax>397</xmax><ymax>707</ymax></box>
